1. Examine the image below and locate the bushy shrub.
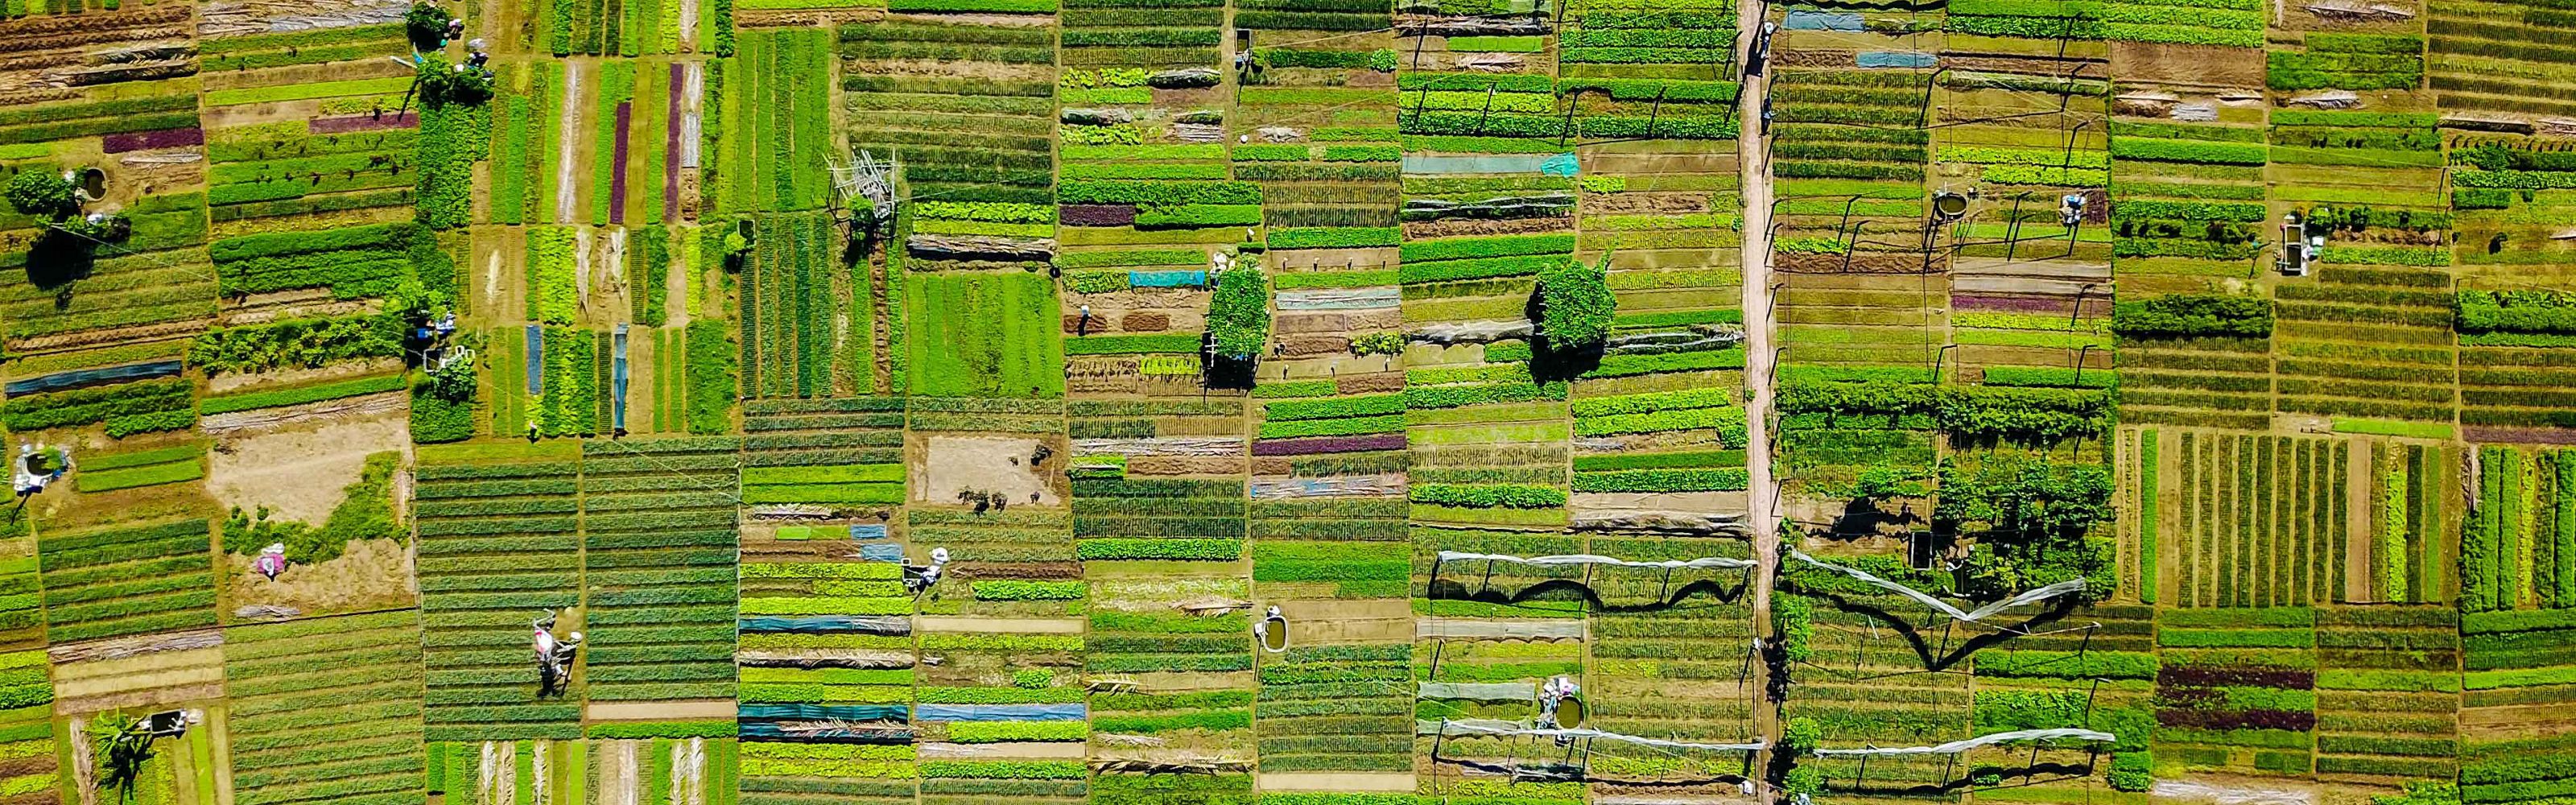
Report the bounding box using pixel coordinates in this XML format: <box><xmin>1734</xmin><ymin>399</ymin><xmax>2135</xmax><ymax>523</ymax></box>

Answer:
<box><xmin>1537</xmin><ymin>257</ymin><xmax>1615</xmax><ymax>353</ymax></box>
<box><xmin>1208</xmin><ymin>266</ymin><xmax>1271</xmax><ymax>359</ymax></box>
<box><xmin>2110</xmin><ymin>292</ymin><xmax>2273</xmax><ymax>338</ymax></box>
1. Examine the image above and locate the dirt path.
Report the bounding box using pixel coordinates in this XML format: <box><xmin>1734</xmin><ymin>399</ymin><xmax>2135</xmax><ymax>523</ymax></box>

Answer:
<box><xmin>557</xmin><ymin>61</ymin><xmax>585</xmax><ymax>224</ymax></box>
<box><xmin>1735</xmin><ymin>0</ymin><xmax>1781</xmax><ymax>793</ymax></box>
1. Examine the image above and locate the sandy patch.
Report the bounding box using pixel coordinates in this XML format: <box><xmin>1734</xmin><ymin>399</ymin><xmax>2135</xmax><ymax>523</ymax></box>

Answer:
<box><xmin>919</xmin><ymin>742</ymin><xmax>1086</xmax><ymax>759</ymax></box>
<box><xmin>589</xmin><ymin>700</ymin><xmax>736</xmax><ymax>721</ymax></box>
<box><xmin>225</xmin><ymin>538</ymin><xmax>415</xmax><ymax>620</ymax></box>
<box><xmin>1259</xmin><ymin>773</ymin><xmax>1414</xmax><ymax>792</ymax></box>
<box><xmin>915</xmin><ymin>616</ymin><xmax>1083</xmax><ymax>634</ymax></box>
<box><xmin>207</xmin><ymin>411</ymin><xmax>407</xmax><ymax>523</ymax></box>
<box><xmin>1571</xmin><ymin>490</ymin><xmax>1746</xmax><ymax>517</ymax></box>
<box><xmin>1271</xmin><ymin>599</ymin><xmax>1410</xmax><ymax>643</ymax></box>
<box><xmin>206</xmin><ymin>357</ymin><xmax>402</xmax><ymax>394</ymax></box>
<box><xmin>917</xmin><ymin>436</ymin><xmax>1059</xmax><ymax>506</ymax></box>
<box><xmin>557</xmin><ymin>62</ymin><xmax>584</xmax><ymax>222</ymax></box>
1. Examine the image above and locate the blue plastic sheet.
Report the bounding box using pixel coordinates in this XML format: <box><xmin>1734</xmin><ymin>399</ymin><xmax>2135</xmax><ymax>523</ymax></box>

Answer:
<box><xmin>6</xmin><ymin>360</ymin><xmax>183</xmax><ymax>396</ymax></box>
<box><xmin>1783</xmin><ymin>10</ymin><xmax>1863</xmax><ymax>29</ymax></box>
<box><xmin>1402</xmin><ymin>154</ymin><xmax>1560</xmax><ymax>174</ymax></box>
<box><xmin>736</xmin><ymin>723</ymin><xmax>914</xmax><ymax>743</ymax></box>
<box><xmin>1539</xmin><ymin>153</ymin><xmax>1580</xmax><ymax>176</ymax></box>
<box><xmin>741</xmin><ymin>704</ymin><xmax>910</xmax><ymax>721</ymax></box>
<box><xmin>737</xmin><ymin>615</ymin><xmax>912</xmax><ymax>634</ymax></box>
<box><xmin>857</xmin><ymin>543</ymin><xmax>905</xmax><ymax>563</ymax></box>
<box><xmin>914</xmin><ymin>704</ymin><xmax>1088</xmax><ymax>723</ymax></box>
<box><xmin>525</xmin><ymin>325</ymin><xmax>543</xmax><ymax>394</ymax></box>
<box><xmin>849</xmin><ymin>524</ymin><xmax>890</xmax><ymax>540</ymax></box>
<box><xmin>1129</xmin><ymin>270</ymin><xmax>1207</xmax><ymax>287</ymax></box>
<box><xmin>611</xmin><ymin>324</ymin><xmax>629</xmax><ymax>432</ymax></box>
<box><xmin>1857</xmin><ymin>51</ymin><xmax>1937</xmax><ymax>68</ymax></box>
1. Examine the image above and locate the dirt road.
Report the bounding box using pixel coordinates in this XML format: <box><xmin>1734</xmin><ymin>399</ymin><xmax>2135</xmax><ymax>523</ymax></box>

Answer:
<box><xmin>1736</xmin><ymin>0</ymin><xmax>1781</xmax><ymax>791</ymax></box>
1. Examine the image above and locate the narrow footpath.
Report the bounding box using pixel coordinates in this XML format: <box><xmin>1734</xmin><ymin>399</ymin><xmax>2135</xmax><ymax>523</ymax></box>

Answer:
<box><xmin>1735</xmin><ymin>0</ymin><xmax>1782</xmax><ymax>793</ymax></box>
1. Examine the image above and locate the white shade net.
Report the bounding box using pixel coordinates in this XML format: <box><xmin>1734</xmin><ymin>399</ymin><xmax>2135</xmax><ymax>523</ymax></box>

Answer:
<box><xmin>1430</xmin><ymin>719</ymin><xmax>1769</xmax><ymax>753</ymax></box>
<box><xmin>1812</xmin><ymin>727</ymin><xmax>2116</xmax><ymax>757</ymax></box>
<box><xmin>1787</xmin><ymin>550</ymin><xmax>2084</xmax><ymax>623</ymax></box>
<box><xmin>1436</xmin><ymin>551</ymin><xmax>1757</xmax><ymax>572</ymax></box>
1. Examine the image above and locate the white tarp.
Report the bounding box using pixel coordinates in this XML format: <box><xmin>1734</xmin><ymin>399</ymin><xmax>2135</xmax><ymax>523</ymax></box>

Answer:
<box><xmin>1437</xmin><ymin>551</ymin><xmax>1757</xmax><ymax>572</ymax></box>
<box><xmin>1787</xmin><ymin>550</ymin><xmax>2084</xmax><ymax>623</ymax></box>
<box><xmin>1430</xmin><ymin>720</ymin><xmax>1768</xmax><ymax>753</ymax></box>
<box><xmin>1813</xmin><ymin>728</ymin><xmax>2115</xmax><ymax>757</ymax></box>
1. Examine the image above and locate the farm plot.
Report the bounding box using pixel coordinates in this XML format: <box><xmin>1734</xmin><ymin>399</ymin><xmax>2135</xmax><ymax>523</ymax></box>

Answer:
<box><xmin>0</xmin><ymin>514</ymin><xmax>35</xmax><ymax>651</ymax></box>
<box><xmin>1071</xmin><ymin>475</ymin><xmax>1244</xmax><ymax>559</ymax></box>
<box><xmin>1257</xmin><ymin>641</ymin><xmax>1410</xmax><ymax>777</ymax></box>
<box><xmin>0</xmin><ymin>192</ymin><xmax>214</xmax><ymax>358</ymax></box>
<box><xmin>2427</xmin><ymin>0</ymin><xmax>2576</xmax><ymax>118</ymax></box>
<box><xmin>1059</xmin><ymin>0</ymin><xmax>1216</xmax><ymax>70</ymax></box>
<box><xmin>2450</xmin><ymin>142</ymin><xmax>2576</xmax><ymax>438</ymax></box>
<box><xmin>0</xmin><ymin>3</ymin><xmax>195</xmax><ymax>97</ymax></box>
<box><xmin>2456</xmin><ymin>287</ymin><xmax>2576</xmax><ymax>440</ymax></box>
<box><xmin>1236</xmin><ymin>7</ymin><xmax>1400</xmax><ymax>284</ymax></box>
<box><xmin>1584</xmin><ymin>535</ymin><xmax>1763</xmax><ymax>799</ymax></box>
<box><xmin>1084</xmin><ymin>576</ymin><xmax>1253</xmax><ymax>785</ymax></box>
<box><xmin>2152</xmin><ymin>607</ymin><xmax>2317</xmax><ymax>779</ymax></box>
<box><xmin>1399</xmin><ymin>229</ymin><xmax>1575</xmax><ymax>531</ymax></box>
<box><xmin>914</xmin><ymin>621</ymin><xmax>1088</xmax><ymax>805</ymax></box>
<box><xmin>35</xmin><ymin>518</ymin><xmax>214</xmax><ymax>644</ymax></box>
<box><xmin>52</xmin><ymin>633</ymin><xmax>229</xmax><ymax>805</ymax></box>
<box><xmin>1966</xmin><ymin>603</ymin><xmax>2158</xmax><ymax>802</ymax></box>
<box><xmin>2270</xmin><ymin>262</ymin><xmax>2455</xmax><ymax>427</ymax></box>
<box><xmin>711</xmin><ymin>27</ymin><xmax>833</xmax><ymax>217</ymax></box>
<box><xmin>2459</xmin><ymin>604</ymin><xmax>2576</xmax><ymax>805</ymax></box>
<box><xmin>741</xmin><ymin>397</ymin><xmax>906</xmax><ymax>513</ymax></box>
<box><xmin>2312</xmin><ymin>605</ymin><xmax>2458</xmax><ymax>786</ymax></box>
<box><xmin>580</xmin><ymin>438</ymin><xmax>741</xmax><ymax>715</ymax></box>
<box><xmin>741</xmin><ymin>211</ymin><xmax>865</xmax><ymax>398</ymax></box>
<box><xmin>1055</xmin><ymin>26</ymin><xmax>1255</xmax><ymax>374</ymax></box>
<box><xmin>222</xmin><ymin>609</ymin><xmax>426</xmax><ymax>805</ymax></box>
<box><xmin>2258</xmin><ymin>113</ymin><xmax>2455</xmax><ymax>429</ymax></box>
<box><xmin>0</xmin><ymin>650</ymin><xmax>50</xmax><ymax>805</ymax></box>
<box><xmin>1569</xmin><ymin>384</ymin><xmax>1747</xmax><ymax>522</ymax></box>
<box><xmin>489</xmin><ymin>64</ymin><xmax>557</xmax><ymax>225</ymax></box>
<box><xmin>1416</xmin><ymin>619</ymin><xmax>1588</xmax><ymax>795</ymax></box>
<box><xmin>1773</xmin><ymin>584</ymin><xmax>1972</xmax><ymax>800</ymax></box>
<box><xmin>212</xmin><ymin>220</ymin><xmax>448</xmax><ymax>303</ymax></box>
<box><xmin>1934</xmin><ymin>74</ymin><xmax>2112</xmax><ymax>380</ymax></box>
<box><xmin>2105</xmin><ymin>121</ymin><xmax>2272</xmax><ymax>430</ymax></box>
<box><xmin>0</xmin><ymin>78</ymin><xmax>199</xmax><ymax>160</ymax></box>
<box><xmin>206</xmin><ymin>120</ymin><xmax>416</xmax><ymax>236</ymax></box>
<box><xmin>841</xmin><ymin>17</ymin><xmax>1056</xmax><ymax>208</ymax></box>
<box><xmin>2158</xmin><ymin>431</ymin><xmax>2357</xmax><ymax>609</ymax></box>
<box><xmin>427</xmin><ymin>739</ymin><xmax>586</xmax><ymax>805</ymax></box>
<box><xmin>1772</xmin><ymin>68</ymin><xmax>1943</xmax><ymax>371</ymax></box>
<box><xmin>906</xmin><ymin>272</ymin><xmax>1064</xmax><ymax>398</ymax></box>
<box><xmin>1772</xmin><ymin>378</ymin><xmax>1936</xmax><ymax>510</ymax></box>
<box><xmin>736</xmin><ymin>547</ymin><xmax>916</xmax><ymax>805</ymax></box>
<box><xmin>413</xmin><ymin>443</ymin><xmax>584</xmax><ymax>741</ymax></box>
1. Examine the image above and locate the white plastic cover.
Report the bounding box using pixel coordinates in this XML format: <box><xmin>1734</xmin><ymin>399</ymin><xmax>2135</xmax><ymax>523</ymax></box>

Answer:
<box><xmin>1787</xmin><ymin>550</ymin><xmax>2085</xmax><ymax>623</ymax></box>
<box><xmin>1430</xmin><ymin>719</ymin><xmax>1768</xmax><ymax>753</ymax></box>
<box><xmin>1811</xmin><ymin>727</ymin><xmax>2116</xmax><ymax>757</ymax></box>
<box><xmin>1436</xmin><ymin>551</ymin><xmax>1757</xmax><ymax>572</ymax></box>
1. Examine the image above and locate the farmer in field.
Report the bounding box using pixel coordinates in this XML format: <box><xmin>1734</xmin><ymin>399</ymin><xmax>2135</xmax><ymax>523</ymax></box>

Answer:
<box><xmin>534</xmin><ymin>609</ymin><xmax>564</xmax><ymax>696</ymax></box>
<box><xmin>253</xmin><ymin>543</ymin><xmax>286</xmax><ymax>581</ymax></box>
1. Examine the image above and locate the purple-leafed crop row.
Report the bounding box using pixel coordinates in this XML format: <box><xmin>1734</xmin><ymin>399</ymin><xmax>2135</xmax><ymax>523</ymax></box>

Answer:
<box><xmin>1062</xmin><ymin>204</ymin><xmax>1137</xmax><ymax>227</ymax></box>
<box><xmin>309</xmin><ymin>113</ymin><xmax>418</xmax><ymax>134</ymax></box>
<box><xmin>2153</xmin><ymin>706</ymin><xmax>2317</xmax><ymax>732</ymax></box>
<box><xmin>1252</xmin><ymin>433</ymin><xmax>1406</xmax><ymax>456</ymax></box>
<box><xmin>609</xmin><ymin>101</ymin><xmax>633</xmax><ymax>225</ymax></box>
<box><xmin>665</xmin><ymin>62</ymin><xmax>684</xmax><ymax>224</ymax></box>
<box><xmin>102</xmin><ymin>127</ymin><xmax>204</xmax><ymax>153</ymax></box>
<box><xmin>2157</xmin><ymin>667</ymin><xmax>2314</xmax><ymax>689</ymax></box>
